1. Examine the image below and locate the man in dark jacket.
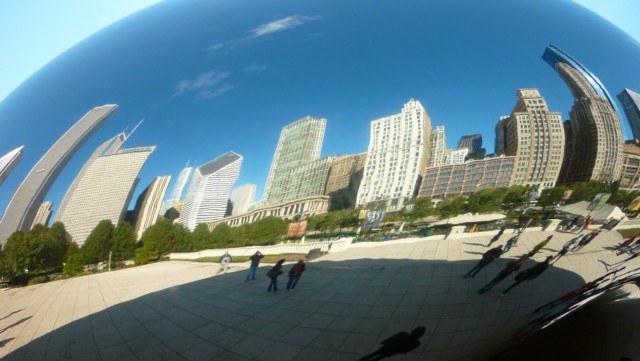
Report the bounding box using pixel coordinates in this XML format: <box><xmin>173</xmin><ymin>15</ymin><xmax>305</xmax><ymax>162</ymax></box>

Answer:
<box><xmin>464</xmin><ymin>245</ymin><xmax>503</xmax><ymax>278</ymax></box>
<box><xmin>245</xmin><ymin>251</ymin><xmax>264</xmax><ymax>282</ymax></box>
<box><xmin>500</xmin><ymin>256</ymin><xmax>553</xmax><ymax>296</ymax></box>
<box><xmin>286</xmin><ymin>260</ymin><xmax>306</xmax><ymax>290</ymax></box>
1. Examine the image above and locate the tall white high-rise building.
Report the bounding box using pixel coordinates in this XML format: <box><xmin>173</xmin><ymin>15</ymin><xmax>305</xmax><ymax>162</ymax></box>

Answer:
<box><xmin>0</xmin><ymin>105</ymin><xmax>117</xmax><ymax>245</ymax></box>
<box><xmin>263</xmin><ymin>116</ymin><xmax>326</xmax><ymax>206</ymax></box>
<box><xmin>161</xmin><ymin>165</ymin><xmax>193</xmax><ymax>215</ymax></box>
<box><xmin>356</xmin><ymin>99</ymin><xmax>432</xmax><ymax>211</ymax></box>
<box><xmin>429</xmin><ymin>126</ymin><xmax>447</xmax><ymax>167</ymax></box>
<box><xmin>55</xmin><ymin>133</ymin><xmax>126</xmax><ymax>223</ymax></box>
<box><xmin>131</xmin><ymin>176</ymin><xmax>171</xmax><ymax>240</ymax></box>
<box><xmin>180</xmin><ymin>151</ymin><xmax>242</xmax><ymax>231</ymax></box>
<box><xmin>58</xmin><ymin>141</ymin><xmax>155</xmax><ymax>245</ymax></box>
<box><xmin>0</xmin><ymin>146</ymin><xmax>23</xmax><ymax>189</ymax></box>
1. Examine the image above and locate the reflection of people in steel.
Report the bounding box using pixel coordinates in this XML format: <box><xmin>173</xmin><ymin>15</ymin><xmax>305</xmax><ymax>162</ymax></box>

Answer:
<box><xmin>502</xmin><ymin>235</ymin><xmax>519</xmax><ymax>255</ymax></box>
<box><xmin>360</xmin><ymin>327</ymin><xmax>426</xmax><ymax>361</ymax></box>
<box><xmin>486</xmin><ymin>226</ymin><xmax>506</xmax><ymax>247</ymax></box>
<box><xmin>574</xmin><ymin>230</ymin><xmax>601</xmax><ymax>251</ymax></box>
<box><xmin>528</xmin><ymin>235</ymin><xmax>553</xmax><ymax>257</ymax></box>
<box><xmin>500</xmin><ymin>256</ymin><xmax>553</xmax><ymax>296</ymax></box>
<box><xmin>477</xmin><ymin>254</ymin><xmax>528</xmax><ymax>294</ymax></box>
<box><xmin>464</xmin><ymin>245</ymin><xmax>502</xmax><ymax>278</ymax></box>
<box><xmin>551</xmin><ymin>235</ymin><xmax>582</xmax><ymax>264</ymax></box>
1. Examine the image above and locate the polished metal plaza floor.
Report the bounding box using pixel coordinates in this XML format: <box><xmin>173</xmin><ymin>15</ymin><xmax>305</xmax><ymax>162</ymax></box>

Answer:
<box><xmin>0</xmin><ymin>228</ymin><xmax>637</xmax><ymax>361</ymax></box>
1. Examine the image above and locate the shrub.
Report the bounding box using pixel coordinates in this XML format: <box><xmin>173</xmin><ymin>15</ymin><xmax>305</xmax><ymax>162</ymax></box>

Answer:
<box><xmin>28</xmin><ymin>276</ymin><xmax>48</xmax><ymax>285</ymax></box>
<box><xmin>134</xmin><ymin>248</ymin><xmax>158</xmax><ymax>265</ymax></box>
<box><xmin>63</xmin><ymin>253</ymin><xmax>85</xmax><ymax>277</ymax></box>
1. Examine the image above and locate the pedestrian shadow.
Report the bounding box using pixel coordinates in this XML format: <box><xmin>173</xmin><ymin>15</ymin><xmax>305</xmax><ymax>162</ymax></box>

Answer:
<box><xmin>464</xmin><ymin>251</ymin><xmax>485</xmax><ymax>256</ymax></box>
<box><xmin>0</xmin><ymin>338</ymin><xmax>14</xmax><ymax>348</ymax></box>
<box><xmin>360</xmin><ymin>326</ymin><xmax>425</xmax><ymax>360</ymax></box>
<box><xmin>0</xmin><ymin>310</ymin><xmax>24</xmax><ymax>322</ymax></box>
<box><xmin>0</xmin><ymin>317</ymin><xmax>31</xmax><ymax>335</ymax></box>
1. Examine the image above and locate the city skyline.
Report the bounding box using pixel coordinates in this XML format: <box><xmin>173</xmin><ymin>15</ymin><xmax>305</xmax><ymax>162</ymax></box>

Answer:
<box><xmin>1</xmin><ymin>1</ymin><xmax>640</xmax><ymax>227</ymax></box>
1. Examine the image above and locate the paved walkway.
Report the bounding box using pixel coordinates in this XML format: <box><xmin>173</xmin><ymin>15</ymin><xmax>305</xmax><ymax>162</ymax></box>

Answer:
<box><xmin>0</xmin><ymin>229</ymin><xmax>636</xmax><ymax>360</ymax></box>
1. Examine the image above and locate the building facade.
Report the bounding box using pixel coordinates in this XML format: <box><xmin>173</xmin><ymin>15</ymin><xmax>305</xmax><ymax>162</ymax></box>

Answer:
<box><xmin>0</xmin><ymin>146</ymin><xmax>23</xmax><ymax>189</ymax></box>
<box><xmin>31</xmin><ymin>201</ymin><xmax>53</xmax><ymax>229</ymax></box>
<box><xmin>543</xmin><ymin>45</ymin><xmax>623</xmax><ymax>184</ymax></box>
<box><xmin>501</xmin><ymin>89</ymin><xmax>565</xmax><ymax>188</ymax></box>
<box><xmin>263</xmin><ymin>116</ymin><xmax>326</xmax><ymax>206</ymax></box>
<box><xmin>160</xmin><ymin>165</ymin><xmax>193</xmax><ymax>215</ymax></box>
<box><xmin>619</xmin><ymin>141</ymin><xmax>640</xmax><ymax>192</ymax></box>
<box><xmin>58</xmin><ymin>144</ymin><xmax>155</xmax><ymax>245</ymax></box>
<box><xmin>618</xmin><ymin>88</ymin><xmax>640</xmax><ymax>141</ymax></box>
<box><xmin>419</xmin><ymin>156</ymin><xmax>516</xmax><ymax>199</ymax></box>
<box><xmin>356</xmin><ymin>99</ymin><xmax>432</xmax><ymax>211</ymax></box>
<box><xmin>131</xmin><ymin>175</ymin><xmax>171</xmax><ymax>240</ymax></box>
<box><xmin>324</xmin><ymin>153</ymin><xmax>367</xmax><ymax>211</ymax></box>
<box><xmin>209</xmin><ymin>195</ymin><xmax>329</xmax><ymax>229</ymax></box>
<box><xmin>0</xmin><ymin>105</ymin><xmax>117</xmax><ymax>245</ymax></box>
<box><xmin>180</xmin><ymin>151</ymin><xmax>242</xmax><ymax>231</ymax></box>
<box><xmin>457</xmin><ymin>134</ymin><xmax>485</xmax><ymax>160</ymax></box>
<box><xmin>229</xmin><ymin>184</ymin><xmax>256</xmax><ymax>216</ymax></box>
<box><xmin>429</xmin><ymin>126</ymin><xmax>447</xmax><ymax>167</ymax></box>
<box><xmin>444</xmin><ymin>148</ymin><xmax>468</xmax><ymax>165</ymax></box>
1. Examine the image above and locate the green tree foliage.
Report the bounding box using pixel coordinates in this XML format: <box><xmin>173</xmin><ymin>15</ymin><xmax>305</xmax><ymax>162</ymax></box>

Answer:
<box><xmin>537</xmin><ymin>185</ymin><xmax>570</xmax><ymax>207</ymax></box>
<box><xmin>140</xmin><ymin>218</ymin><xmax>175</xmax><ymax>255</ymax></box>
<box><xmin>192</xmin><ymin>223</ymin><xmax>213</xmax><ymax>249</ymax></box>
<box><xmin>172</xmin><ymin>223</ymin><xmax>194</xmax><ymax>252</ymax></box>
<box><xmin>210</xmin><ymin>223</ymin><xmax>232</xmax><ymax>247</ymax></box>
<box><xmin>406</xmin><ymin>198</ymin><xmax>434</xmax><ymax>221</ymax></box>
<box><xmin>81</xmin><ymin>220</ymin><xmax>114</xmax><ymax>264</ymax></box>
<box><xmin>466</xmin><ymin>189</ymin><xmax>504</xmax><ymax>213</ymax></box>
<box><xmin>569</xmin><ymin>181</ymin><xmax>608</xmax><ymax>203</ymax></box>
<box><xmin>501</xmin><ymin>186</ymin><xmax>533</xmax><ymax>211</ymax></box>
<box><xmin>111</xmin><ymin>222</ymin><xmax>137</xmax><ymax>261</ymax></box>
<box><xmin>63</xmin><ymin>253</ymin><xmax>85</xmax><ymax>276</ymax></box>
<box><xmin>248</xmin><ymin>217</ymin><xmax>287</xmax><ymax>245</ymax></box>
<box><xmin>0</xmin><ymin>222</ymin><xmax>72</xmax><ymax>280</ymax></box>
<box><xmin>436</xmin><ymin>196</ymin><xmax>466</xmax><ymax>219</ymax></box>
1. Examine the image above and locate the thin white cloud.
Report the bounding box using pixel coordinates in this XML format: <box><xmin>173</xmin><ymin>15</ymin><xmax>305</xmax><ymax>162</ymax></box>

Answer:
<box><xmin>199</xmin><ymin>83</ymin><xmax>234</xmax><ymax>99</ymax></box>
<box><xmin>173</xmin><ymin>71</ymin><xmax>230</xmax><ymax>97</ymax></box>
<box><xmin>243</xmin><ymin>64</ymin><xmax>268</xmax><ymax>73</ymax></box>
<box><xmin>251</xmin><ymin>15</ymin><xmax>322</xmax><ymax>38</ymax></box>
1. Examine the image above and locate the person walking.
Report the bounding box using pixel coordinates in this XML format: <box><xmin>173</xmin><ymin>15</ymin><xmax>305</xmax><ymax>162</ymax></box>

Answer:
<box><xmin>464</xmin><ymin>245</ymin><xmax>503</xmax><ymax>278</ymax></box>
<box><xmin>529</xmin><ymin>235</ymin><xmax>553</xmax><ymax>257</ymax></box>
<box><xmin>286</xmin><ymin>260</ymin><xmax>306</xmax><ymax>290</ymax></box>
<box><xmin>502</xmin><ymin>234</ymin><xmax>520</xmax><ymax>255</ymax></box>
<box><xmin>477</xmin><ymin>254</ymin><xmax>528</xmax><ymax>294</ymax></box>
<box><xmin>500</xmin><ymin>256</ymin><xmax>553</xmax><ymax>296</ymax></box>
<box><xmin>217</xmin><ymin>251</ymin><xmax>232</xmax><ymax>274</ymax></box>
<box><xmin>245</xmin><ymin>251</ymin><xmax>264</xmax><ymax>282</ymax></box>
<box><xmin>487</xmin><ymin>226</ymin><xmax>506</xmax><ymax>247</ymax></box>
<box><xmin>267</xmin><ymin>259</ymin><xmax>286</xmax><ymax>292</ymax></box>
<box><xmin>551</xmin><ymin>235</ymin><xmax>582</xmax><ymax>264</ymax></box>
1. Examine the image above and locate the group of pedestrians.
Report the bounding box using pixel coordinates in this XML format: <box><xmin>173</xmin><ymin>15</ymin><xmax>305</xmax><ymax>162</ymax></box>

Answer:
<box><xmin>216</xmin><ymin>250</ymin><xmax>307</xmax><ymax>293</ymax></box>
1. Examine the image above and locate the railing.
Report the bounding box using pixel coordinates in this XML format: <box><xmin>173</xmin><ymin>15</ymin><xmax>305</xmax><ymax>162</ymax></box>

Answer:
<box><xmin>168</xmin><ymin>237</ymin><xmax>354</xmax><ymax>260</ymax></box>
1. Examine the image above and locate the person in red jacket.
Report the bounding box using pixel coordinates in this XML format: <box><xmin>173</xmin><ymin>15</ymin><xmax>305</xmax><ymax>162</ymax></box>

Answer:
<box><xmin>286</xmin><ymin>260</ymin><xmax>306</xmax><ymax>290</ymax></box>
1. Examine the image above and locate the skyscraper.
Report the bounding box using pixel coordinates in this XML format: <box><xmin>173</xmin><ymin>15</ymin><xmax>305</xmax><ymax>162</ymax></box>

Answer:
<box><xmin>57</xmin><ymin>142</ymin><xmax>155</xmax><ymax>245</ymax></box>
<box><xmin>325</xmin><ymin>153</ymin><xmax>367</xmax><ymax>211</ymax></box>
<box><xmin>429</xmin><ymin>126</ymin><xmax>447</xmax><ymax>167</ymax></box>
<box><xmin>180</xmin><ymin>151</ymin><xmax>242</xmax><ymax>231</ymax></box>
<box><xmin>131</xmin><ymin>176</ymin><xmax>171</xmax><ymax>240</ymax></box>
<box><xmin>31</xmin><ymin>201</ymin><xmax>53</xmax><ymax>229</ymax></box>
<box><xmin>160</xmin><ymin>165</ymin><xmax>193</xmax><ymax>215</ymax></box>
<box><xmin>501</xmin><ymin>89</ymin><xmax>565</xmax><ymax>188</ymax></box>
<box><xmin>494</xmin><ymin>116</ymin><xmax>509</xmax><ymax>155</ymax></box>
<box><xmin>263</xmin><ymin>116</ymin><xmax>326</xmax><ymax>206</ymax></box>
<box><xmin>229</xmin><ymin>184</ymin><xmax>256</xmax><ymax>216</ymax></box>
<box><xmin>356</xmin><ymin>99</ymin><xmax>432</xmax><ymax>211</ymax></box>
<box><xmin>618</xmin><ymin>88</ymin><xmax>640</xmax><ymax>141</ymax></box>
<box><xmin>543</xmin><ymin>45</ymin><xmax>623</xmax><ymax>183</ymax></box>
<box><xmin>0</xmin><ymin>105</ymin><xmax>117</xmax><ymax>245</ymax></box>
<box><xmin>0</xmin><ymin>146</ymin><xmax>23</xmax><ymax>189</ymax></box>
<box><xmin>54</xmin><ymin>133</ymin><xmax>126</xmax><ymax>223</ymax></box>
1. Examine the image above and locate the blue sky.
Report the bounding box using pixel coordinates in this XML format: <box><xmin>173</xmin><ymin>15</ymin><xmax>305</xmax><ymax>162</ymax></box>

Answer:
<box><xmin>0</xmin><ymin>0</ymin><xmax>638</xmax><ymax>104</ymax></box>
<box><xmin>1</xmin><ymin>0</ymin><xmax>640</xmax><ymax>223</ymax></box>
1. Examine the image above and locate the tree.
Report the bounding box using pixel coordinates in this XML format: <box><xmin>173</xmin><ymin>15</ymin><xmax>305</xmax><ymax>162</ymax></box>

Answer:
<box><xmin>192</xmin><ymin>223</ymin><xmax>214</xmax><ymax>250</ymax></box>
<box><xmin>406</xmin><ymin>198</ymin><xmax>434</xmax><ymax>221</ymax></box>
<box><xmin>502</xmin><ymin>186</ymin><xmax>532</xmax><ymax>211</ymax></box>
<box><xmin>140</xmin><ymin>218</ymin><xmax>175</xmax><ymax>255</ymax></box>
<box><xmin>537</xmin><ymin>186</ymin><xmax>569</xmax><ymax>207</ymax></box>
<box><xmin>569</xmin><ymin>181</ymin><xmax>608</xmax><ymax>203</ymax></box>
<box><xmin>172</xmin><ymin>223</ymin><xmax>193</xmax><ymax>252</ymax></box>
<box><xmin>436</xmin><ymin>196</ymin><xmax>466</xmax><ymax>219</ymax></box>
<box><xmin>248</xmin><ymin>217</ymin><xmax>287</xmax><ymax>245</ymax></box>
<box><xmin>111</xmin><ymin>222</ymin><xmax>137</xmax><ymax>261</ymax></box>
<box><xmin>82</xmin><ymin>220</ymin><xmax>114</xmax><ymax>264</ymax></box>
<box><xmin>211</xmin><ymin>223</ymin><xmax>232</xmax><ymax>246</ymax></box>
<box><xmin>466</xmin><ymin>188</ymin><xmax>503</xmax><ymax>213</ymax></box>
